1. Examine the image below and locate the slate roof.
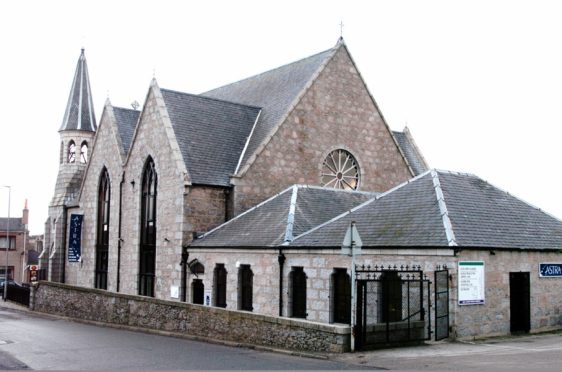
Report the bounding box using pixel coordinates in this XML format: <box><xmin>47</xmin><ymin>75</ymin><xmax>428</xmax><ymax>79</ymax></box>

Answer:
<box><xmin>0</xmin><ymin>217</ymin><xmax>25</xmax><ymax>232</ymax></box>
<box><xmin>292</xmin><ymin>170</ymin><xmax>562</xmax><ymax>250</ymax></box>
<box><xmin>393</xmin><ymin>130</ymin><xmax>428</xmax><ymax>176</ymax></box>
<box><xmin>201</xmin><ymin>47</ymin><xmax>336</xmax><ymax>173</ymax></box>
<box><xmin>190</xmin><ymin>185</ymin><xmax>374</xmax><ymax>247</ymax></box>
<box><xmin>155</xmin><ymin>42</ymin><xmax>427</xmax><ymax>187</ymax></box>
<box><xmin>113</xmin><ymin>107</ymin><xmax>139</xmax><ymax>155</ymax></box>
<box><xmin>440</xmin><ymin>171</ymin><xmax>562</xmax><ymax>249</ymax></box>
<box><xmin>60</xmin><ymin>49</ymin><xmax>97</xmax><ymax>132</ymax></box>
<box><xmin>161</xmin><ymin>89</ymin><xmax>261</xmax><ymax>186</ymax></box>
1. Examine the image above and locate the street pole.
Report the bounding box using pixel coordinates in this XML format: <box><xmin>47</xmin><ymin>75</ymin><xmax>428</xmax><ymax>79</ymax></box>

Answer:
<box><xmin>350</xmin><ymin>221</ymin><xmax>356</xmax><ymax>352</ymax></box>
<box><xmin>342</xmin><ymin>220</ymin><xmax>362</xmax><ymax>352</ymax></box>
<box><xmin>3</xmin><ymin>185</ymin><xmax>11</xmax><ymax>301</ymax></box>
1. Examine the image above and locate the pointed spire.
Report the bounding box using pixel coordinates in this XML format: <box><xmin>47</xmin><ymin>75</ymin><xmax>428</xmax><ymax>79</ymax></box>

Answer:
<box><xmin>22</xmin><ymin>199</ymin><xmax>29</xmax><ymax>225</ymax></box>
<box><xmin>60</xmin><ymin>48</ymin><xmax>97</xmax><ymax>132</ymax></box>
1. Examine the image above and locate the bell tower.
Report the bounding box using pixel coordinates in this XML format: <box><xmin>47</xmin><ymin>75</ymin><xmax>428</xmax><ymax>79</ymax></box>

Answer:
<box><xmin>42</xmin><ymin>49</ymin><xmax>97</xmax><ymax>282</ymax></box>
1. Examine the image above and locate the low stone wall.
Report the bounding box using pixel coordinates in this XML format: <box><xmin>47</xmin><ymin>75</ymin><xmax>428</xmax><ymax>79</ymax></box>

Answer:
<box><xmin>30</xmin><ymin>281</ymin><xmax>350</xmax><ymax>353</ymax></box>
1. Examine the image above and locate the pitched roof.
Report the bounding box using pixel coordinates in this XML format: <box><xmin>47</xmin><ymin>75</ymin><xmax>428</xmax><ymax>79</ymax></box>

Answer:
<box><xmin>161</xmin><ymin>89</ymin><xmax>261</xmax><ymax>186</ymax></box>
<box><xmin>113</xmin><ymin>107</ymin><xmax>139</xmax><ymax>155</ymax></box>
<box><xmin>0</xmin><ymin>217</ymin><xmax>25</xmax><ymax>232</ymax></box>
<box><xmin>440</xmin><ymin>171</ymin><xmax>562</xmax><ymax>249</ymax></box>
<box><xmin>190</xmin><ymin>185</ymin><xmax>374</xmax><ymax>247</ymax></box>
<box><xmin>292</xmin><ymin>170</ymin><xmax>562</xmax><ymax>250</ymax></box>
<box><xmin>201</xmin><ymin>47</ymin><xmax>336</xmax><ymax>174</ymax></box>
<box><xmin>393</xmin><ymin>129</ymin><xmax>429</xmax><ymax>176</ymax></box>
<box><xmin>60</xmin><ymin>49</ymin><xmax>97</xmax><ymax>132</ymax></box>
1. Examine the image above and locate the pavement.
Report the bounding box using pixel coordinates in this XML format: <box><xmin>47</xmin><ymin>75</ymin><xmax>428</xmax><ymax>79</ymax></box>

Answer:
<box><xmin>329</xmin><ymin>330</ymin><xmax>562</xmax><ymax>370</ymax></box>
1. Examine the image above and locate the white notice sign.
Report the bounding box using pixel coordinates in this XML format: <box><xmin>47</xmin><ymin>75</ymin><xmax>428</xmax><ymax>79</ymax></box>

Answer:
<box><xmin>170</xmin><ymin>285</ymin><xmax>179</xmax><ymax>299</ymax></box>
<box><xmin>458</xmin><ymin>261</ymin><xmax>485</xmax><ymax>305</ymax></box>
<box><xmin>204</xmin><ymin>289</ymin><xmax>212</xmax><ymax>306</ymax></box>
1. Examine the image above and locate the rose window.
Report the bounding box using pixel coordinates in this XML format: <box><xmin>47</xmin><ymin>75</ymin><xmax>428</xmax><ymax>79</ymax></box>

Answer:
<box><xmin>321</xmin><ymin>149</ymin><xmax>360</xmax><ymax>190</ymax></box>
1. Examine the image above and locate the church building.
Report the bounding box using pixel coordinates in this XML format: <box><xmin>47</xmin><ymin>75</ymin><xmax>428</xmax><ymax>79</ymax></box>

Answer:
<box><xmin>43</xmin><ymin>39</ymin><xmax>424</xmax><ymax>296</ymax></box>
<box><xmin>41</xmin><ymin>39</ymin><xmax>561</xmax><ymax>347</ymax></box>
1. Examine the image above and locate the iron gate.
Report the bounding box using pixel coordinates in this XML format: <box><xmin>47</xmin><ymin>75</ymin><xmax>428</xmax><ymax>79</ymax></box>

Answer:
<box><xmin>434</xmin><ymin>265</ymin><xmax>450</xmax><ymax>340</ymax></box>
<box><xmin>355</xmin><ymin>265</ymin><xmax>431</xmax><ymax>350</ymax></box>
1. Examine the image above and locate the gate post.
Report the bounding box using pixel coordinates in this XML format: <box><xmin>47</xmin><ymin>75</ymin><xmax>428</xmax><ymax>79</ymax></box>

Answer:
<box><xmin>434</xmin><ymin>266</ymin><xmax>450</xmax><ymax>341</ymax></box>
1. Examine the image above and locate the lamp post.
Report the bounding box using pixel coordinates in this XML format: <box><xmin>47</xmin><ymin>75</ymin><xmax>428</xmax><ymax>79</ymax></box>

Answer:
<box><xmin>3</xmin><ymin>185</ymin><xmax>10</xmax><ymax>301</ymax></box>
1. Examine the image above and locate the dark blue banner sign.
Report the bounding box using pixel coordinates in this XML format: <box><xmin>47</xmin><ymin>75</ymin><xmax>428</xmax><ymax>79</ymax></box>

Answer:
<box><xmin>539</xmin><ymin>263</ymin><xmax>562</xmax><ymax>277</ymax></box>
<box><xmin>68</xmin><ymin>214</ymin><xmax>83</xmax><ymax>262</ymax></box>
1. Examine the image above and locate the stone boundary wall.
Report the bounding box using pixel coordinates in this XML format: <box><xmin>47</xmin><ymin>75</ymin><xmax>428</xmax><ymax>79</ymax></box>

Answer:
<box><xmin>30</xmin><ymin>281</ymin><xmax>350</xmax><ymax>353</ymax></box>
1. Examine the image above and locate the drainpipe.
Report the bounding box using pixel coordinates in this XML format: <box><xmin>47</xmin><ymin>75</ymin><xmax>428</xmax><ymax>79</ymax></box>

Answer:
<box><xmin>61</xmin><ymin>206</ymin><xmax>68</xmax><ymax>283</ymax></box>
<box><xmin>180</xmin><ymin>245</ymin><xmax>189</xmax><ymax>302</ymax></box>
<box><xmin>278</xmin><ymin>248</ymin><xmax>286</xmax><ymax>316</ymax></box>
<box><xmin>117</xmin><ymin>172</ymin><xmax>125</xmax><ymax>292</ymax></box>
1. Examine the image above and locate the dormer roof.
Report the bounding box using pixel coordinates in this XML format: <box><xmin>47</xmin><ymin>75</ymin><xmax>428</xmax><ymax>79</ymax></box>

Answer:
<box><xmin>60</xmin><ymin>49</ymin><xmax>97</xmax><ymax>132</ymax></box>
<box><xmin>190</xmin><ymin>185</ymin><xmax>374</xmax><ymax>247</ymax></box>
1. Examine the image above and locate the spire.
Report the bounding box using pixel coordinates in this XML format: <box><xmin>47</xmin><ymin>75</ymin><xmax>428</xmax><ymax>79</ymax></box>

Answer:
<box><xmin>22</xmin><ymin>199</ymin><xmax>29</xmax><ymax>226</ymax></box>
<box><xmin>59</xmin><ymin>48</ymin><xmax>97</xmax><ymax>132</ymax></box>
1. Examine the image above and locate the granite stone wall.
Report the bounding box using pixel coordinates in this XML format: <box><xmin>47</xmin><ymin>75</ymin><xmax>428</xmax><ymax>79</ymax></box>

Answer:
<box><xmin>453</xmin><ymin>250</ymin><xmax>562</xmax><ymax>338</ymax></box>
<box><xmin>31</xmin><ymin>281</ymin><xmax>350</xmax><ymax>353</ymax></box>
<box><xmin>232</xmin><ymin>46</ymin><xmax>413</xmax><ymax>215</ymax></box>
<box><xmin>188</xmin><ymin>247</ymin><xmax>562</xmax><ymax>340</ymax></box>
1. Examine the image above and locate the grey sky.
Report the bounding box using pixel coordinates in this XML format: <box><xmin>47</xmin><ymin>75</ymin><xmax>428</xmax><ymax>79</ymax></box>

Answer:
<box><xmin>1</xmin><ymin>0</ymin><xmax>561</xmax><ymax>234</ymax></box>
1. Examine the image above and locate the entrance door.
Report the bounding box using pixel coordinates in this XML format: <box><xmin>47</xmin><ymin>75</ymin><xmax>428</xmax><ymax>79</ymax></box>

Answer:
<box><xmin>509</xmin><ymin>272</ymin><xmax>530</xmax><ymax>333</ymax></box>
<box><xmin>192</xmin><ymin>279</ymin><xmax>204</xmax><ymax>305</ymax></box>
<box><xmin>332</xmin><ymin>269</ymin><xmax>351</xmax><ymax>324</ymax></box>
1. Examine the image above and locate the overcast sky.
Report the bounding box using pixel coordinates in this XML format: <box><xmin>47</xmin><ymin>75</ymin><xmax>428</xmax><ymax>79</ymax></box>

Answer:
<box><xmin>1</xmin><ymin>0</ymin><xmax>562</xmax><ymax>234</ymax></box>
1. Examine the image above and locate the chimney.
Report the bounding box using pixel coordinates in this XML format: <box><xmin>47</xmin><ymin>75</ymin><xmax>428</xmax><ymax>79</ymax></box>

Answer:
<box><xmin>22</xmin><ymin>199</ymin><xmax>29</xmax><ymax>226</ymax></box>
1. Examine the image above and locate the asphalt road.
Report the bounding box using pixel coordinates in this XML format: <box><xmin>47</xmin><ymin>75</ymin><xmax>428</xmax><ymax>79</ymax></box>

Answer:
<box><xmin>3</xmin><ymin>300</ymin><xmax>562</xmax><ymax>370</ymax></box>
<box><xmin>0</xmin><ymin>302</ymin><xmax>368</xmax><ymax>370</ymax></box>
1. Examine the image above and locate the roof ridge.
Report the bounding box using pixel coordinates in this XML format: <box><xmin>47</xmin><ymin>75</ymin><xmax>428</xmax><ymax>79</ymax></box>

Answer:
<box><xmin>434</xmin><ymin>168</ymin><xmax>477</xmax><ymax>178</ymax></box>
<box><xmin>283</xmin><ymin>185</ymin><xmax>299</xmax><ymax>243</ymax></box>
<box><xmin>112</xmin><ymin>106</ymin><xmax>140</xmax><ymax>113</ymax></box>
<box><xmin>295</xmin><ymin>184</ymin><xmax>377</xmax><ymax>196</ymax></box>
<box><xmin>290</xmin><ymin>171</ymin><xmax>433</xmax><ymax>244</ymax></box>
<box><xmin>233</xmin><ymin>109</ymin><xmax>262</xmax><ymax>175</ymax></box>
<box><xmin>161</xmin><ymin>87</ymin><xmax>263</xmax><ymax>110</ymax></box>
<box><xmin>202</xmin><ymin>47</ymin><xmax>335</xmax><ymax>96</ymax></box>
<box><xmin>430</xmin><ymin>169</ymin><xmax>458</xmax><ymax>247</ymax></box>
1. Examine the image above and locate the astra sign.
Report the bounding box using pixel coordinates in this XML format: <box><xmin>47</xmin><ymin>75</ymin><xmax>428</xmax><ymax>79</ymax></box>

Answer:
<box><xmin>539</xmin><ymin>263</ymin><xmax>562</xmax><ymax>278</ymax></box>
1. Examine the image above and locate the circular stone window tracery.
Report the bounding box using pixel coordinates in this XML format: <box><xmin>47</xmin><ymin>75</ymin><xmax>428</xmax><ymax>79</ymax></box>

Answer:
<box><xmin>321</xmin><ymin>149</ymin><xmax>360</xmax><ymax>190</ymax></box>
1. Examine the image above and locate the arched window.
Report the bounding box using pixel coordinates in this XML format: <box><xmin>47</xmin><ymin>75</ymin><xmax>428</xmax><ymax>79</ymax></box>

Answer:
<box><xmin>68</xmin><ymin>141</ymin><xmax>76</xmax><ymax>163</ymax></box>
<box><xmin>331</xmin><ymin>268</ymin><xmax>351</xmax><ymax>324</ymax></box>
<box><xmin>80</xmin><ymin>141</ymin><xmax>89</xmax><ymax>163</ymax></box>
<box><xmin>139</xmin><ymin>157</ymin><xmax>157</xmax><ymax>297</ymax></box>
<box><xmin>213</xmin><ymin>263</ymin><xmax>227</xmax><ymax>308</ymax></box>
<box><xmin>289</xmin><ymin>267</ymin><xmax>307</xmax><ymax>319</ymax></box>
<box><xmin>238</xmin><ymin>264</ymin><xmax>253</xmax><ymax>311</ymax></box>
<box><xmin>321</xmin><ymin>149</ymin><xmax>360</xmax><ymax>190</ymax></box>
<box><xmin>95</xmin><ymin>168</ymin><xmax>110</xmax><ymax>290</ymax></box>
<box><xmin>60</xmin><ymin>141</ymin><xmax>64</xmax><ymax>164</ymax></box>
